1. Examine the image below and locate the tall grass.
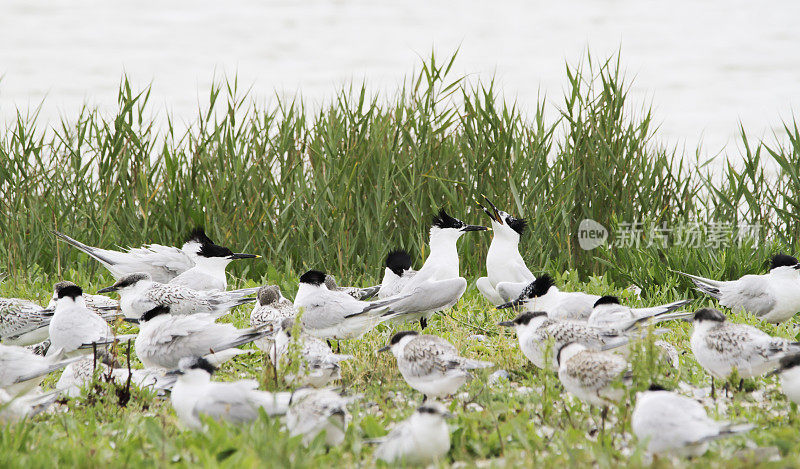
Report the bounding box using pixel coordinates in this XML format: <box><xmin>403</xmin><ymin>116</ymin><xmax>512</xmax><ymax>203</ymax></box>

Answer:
<box><xmin>0</xmin><ymin>51</ymin><xmax>798</xmax><ymax>290</ymax></box>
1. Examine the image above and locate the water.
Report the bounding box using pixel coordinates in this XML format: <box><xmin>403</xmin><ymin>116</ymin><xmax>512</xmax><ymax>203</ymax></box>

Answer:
<box><xmin>1</xmin><ymin>0</ymin><xmax>798</xmax><ymax>158</ymax></box>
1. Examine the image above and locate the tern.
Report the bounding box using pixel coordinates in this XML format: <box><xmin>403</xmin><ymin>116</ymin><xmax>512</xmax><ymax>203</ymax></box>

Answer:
<box><xmin>498</xmin><ymin>274</ymin><xmax>600</xmax><ymax>321</ymax></box>
<box><xmin>47</xmin><ymin>284</ymin><xmax>134</xmax><ymax>358</ymax></box>
<box><xmin>587</xmin><ymin>295</ymin><xmax>692</xmax><ymax>330</ymax></box>
<box><xmin>498</xmin><ymin>312</ymin><xmax>630</xmax><ymax>369</ymax></box>
<box><xmin>690</xmin><ymin>308</ymin><xmax>800</xmax><ymax>388</ymax></box>
<box><xmin>0</xmin><ymin>343</ymin><xmax>81</xmax><ymax>396</ymax></box>
<box><xmin>767</xmin><ymin>353</ymin><xmax>800</xmax><ymax>405</ymax></box>
<box><xmin>0</xmin><ymin>389</ymin><xmax>60</xmax><ymax>424</ymax></box>
<box><xmin>170</xmin><ymin>356</ymin><xmax>291</xmax><ymax>430</ymax></box>
<box><xmin>1</xmin><ymin>297</ymin><xmax>54</xmax><ymax>346</ymax></box>
<box><xmin>249</xmin><ymin>285</ymin><xmax>296</xmax><ymax>353</ymax></box>
<box><xmin>476</xmin><ymin>196</ymin><xmax>535</xmax><ymax>305</ymax></box>
<box><xmin>377</xmin><ymin>208</ymin><xmax>488</xmax><ymax>329</ymax></box>
<box><xmin>380</xmin><ymin>331</ymin><xmax>492</xmax><ymax>400</ymax></box>
<box><xmin>134</xmin><ymin>305</ymin><xmax>270</xmax><ymax>369</ymax></box>
<box><xmin>293</xmin><ymin>270</ymin><xmax>407</xmax><ymax>340</ymax></box>
<box><xmin>674</xmin><ymin>253</ymin><xmax>800</xmax><ymax>323</ymax></box>
<box><xmin>377</xmin><ymin>250</ymin><xmax>417</xmax><ymax>299</ymax></box>
<box><xmin>54</xmin><ymin>228</ymin><xmax>259</xmax><ymax>291</ymax></box>
<box><xmin>97</xmin><ymin>272</ymin><xmax>258</xmax><ymax>319</ymax></box>
<box><xmin>371</xmin><ymin>401</ymin><xmax>453</xmax><ymax>464</ymax></box>
<box><xmin>271</xmin><ymin>319</ymin><xmax>353</xmax><ymax>387</ymax></box>
<box><xmin>285</xmin><ymin>387</ymin><xmax>360</xmax><ymax>446</ymax></box>
<box><xmin>632</xmin><ymin>385</ymin><xmax>754</xmax><ymax>457</ymax></box>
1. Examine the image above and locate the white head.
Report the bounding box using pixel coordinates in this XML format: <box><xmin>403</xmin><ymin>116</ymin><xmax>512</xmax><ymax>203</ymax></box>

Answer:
<box><xmin>768</xmin><ymin>253</ymin><xmax>800</xmax><ymax>278</ymax></box>
<box><xmin>428</xmin><ymin>208</ymin><xmax>488</xmax><ymax>244</ymax></box>
<box><xmin>556</xmin><ymin>342</ymin><xmax>587</xmax><ymax>368</ymax></box>
<box><xmin>380</xmin><ymin>331</ymin><xmax>420</xmax><ymax>357</ymax></box>
<box><xmin>478</xmin><ymin>195</ymin><xmax>527</xmax><ymax>243</ymax></box>
<box><xmin>97</xmin><ymin>272</ymin><xmax>154</xmax><ymax>296</ymax></box>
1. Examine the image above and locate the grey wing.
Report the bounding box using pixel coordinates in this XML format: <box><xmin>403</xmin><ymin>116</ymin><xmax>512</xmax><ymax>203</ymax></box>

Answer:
<box><xmin>402</xmin><ymin>335</ymin><xmax>461</xmax><ymax>376</ymax></box>
<box><xmin>720</xmin><ymin>276</ymin><xmax>776</xmax><ymax>317</ymax></box>
<box><xmin>390</xmin><ymin>277</ymin><xmax>467</xmax><ymax>315</ymax></box>
<box><xmin>194</xmin><ymin>382</ymin><xmax>258</xmax><ymax>424</ymax></box>
<box><xmin>568</xmin><ymin>353</ymin><xmax>628</xmax><ymax>389</ymax></box>
<box><xmin>0</xmin><ymin>301</ymin><xmax>51</xmax><ymax>340</ymax></box>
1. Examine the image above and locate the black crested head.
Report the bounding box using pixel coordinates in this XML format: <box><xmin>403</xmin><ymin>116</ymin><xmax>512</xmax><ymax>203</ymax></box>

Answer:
<box><xmin>185</xmin><ymin>228</ymin><xmax>214</xmax><ymax>245</ymax></box>
<box><xmin>770</xmin><ymin>253</ymin><xmax>799</xmax><ymax>270</ymax></box>
<box><xmin>299</xmin><ymin>270</ymin><xmax>327</xmax><ymax>286</ymax></box>
<box><xmin>386</xmin><ymin>249</ymin><xmax>413</xmax><ymax>276</ymax></box>
<box><xmin>417</xmin><ymin>404</ymin><xmax>445</xmax><ymax>415</ymax></box>
<box><xmin>522</xmin><ymin>274</ymin><xmax>555</xmax><ymax>298</ymax></box>
<box><xmin>56</xmin><ymin>284</ymin><xmax>83</xmax><ymax>299</ymax></box>
<box><xmin>513</xmin><ymin>311</ymin><xmax>548</xmax><ymax>326</ymax></box>
<box><xmin>190</xmin><ymin>356</ymin><xmax>217</xmax><ymax>375</ymax></box>
<box><xmin>141</xmin><ymin>305</ymin><xmax>170</xmax><ymax>322</ymax></box>
<box><xmin>594</xmin><ymin>295</ymin><xmax>621</xmax><ymax>307</ymax></box>
<box><xmin>648</xmin><ymin>384</ymin><xmax>668</xmax><ymax>392</ymax></box>
<box><xmin>198</xmin><ymin>242</ymin><xmax>234</xmax><ymax>259</ymax></box>
<box><xmin>507</xmin><ymin>217</ymin><xmax>527</xmax><ymax>236</ymax></box>
<box><xmin>431</xmin><ymin>208</ymin><xmax>465</xmax><ymax>230</ymax></box>
<box><xmin>779</xmin><ymin>353</ymin><xmax>800</xmax><ymax>371</ymax></box>
<box><xmin>389</xmin><ymin>330</ymin><xmax>419</xmax><ymax>346</ymax></box>
<box><xmin>693</xmin><ymin>308</ymin><xmax>726</xmax><ymax>323</ymax></box>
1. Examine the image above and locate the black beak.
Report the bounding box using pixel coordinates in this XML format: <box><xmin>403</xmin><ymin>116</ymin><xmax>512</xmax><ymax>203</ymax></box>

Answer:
<box><xmin>482</xmin><ymin>195</ymin><xmax>503</xmax><ymax>224</ymax></box>
<box><xmin>462</xmin><ymin>225</ymin><xmax>489</xmax><ymax>232</ymax></box>
<box><xmin>377</xmin><ymin>345</ymin><xmax>390</xmax><ymax>353</ymax></box>
<box><xmin>497</xmin><ymin>298</ymin><xmax>524</xmax><ymax>310</ymax></box>
<box><xmin>477</xmin><ymin>198</ymin><xmax>499</xmax><ymax>223</ymax></box>
<box><xmin>794</xmin><ymin>264</ymin><xmax>800</xmax><ymax>270</ymax></box>
<box><xmin>165</xmin><ymin>369</ymin><xmax>185</xmax><ymax>376</ymax></box>
<box><xmin>497</xmin><ymin>321</ymin><xmax>515</xmax><ymax>327</ymax></box>
<box><xmin>123</xmin><ymin>317</ymin><xmax>140</xmax><ymax>325</ymax></box>
<box><xmin>97</xmin><ymin>286</ymin><xmax>117</xmax><ymax>294</ymax></box>
<box><xmin>230</xmin><ymin>253</ymin><xmax>260</xmax><ymax>260</ymax></box>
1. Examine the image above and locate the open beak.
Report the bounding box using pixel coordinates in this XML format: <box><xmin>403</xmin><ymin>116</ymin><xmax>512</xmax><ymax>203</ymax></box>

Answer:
<box><xmin>377</xmin><ymin>345</ymin><xmax>390</xmax><ymax>353</ymax></box>
<box><xmin>97</xmin><ymin>286</ymin><xmax>117</xmax><ymax>294</ymax></box>
<box><xmin>462</xmin><ymin>225</ymin><xmax>489</xmax><ymax>232</ymax></box>
<box><xmin>497</xmin><ymin>321</ymin><xmax>515</xmax><ymax>327</ymax></box>
<box><xmin>230</xmin><ymin>253</ymin><xmax>260</xmax><ymax>260</ymax></box>
<box><xmin>481</xmin><ymin>195</ymin><xmax>503</xmax><ymax>224</ymax></box>
<box><xmin>477</xmin><ymin>198</ymin><xmax>499</xmax><ymax>223</ymax></box>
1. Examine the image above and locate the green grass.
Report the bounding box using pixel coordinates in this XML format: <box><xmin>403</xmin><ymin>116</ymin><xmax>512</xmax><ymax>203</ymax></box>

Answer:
<box><xmin>2</xmin><ymin>50</ymin><xmax>800</xmax><ymax>466</ymax></box>
<box><xmin>2</xmin><ymin>272</ymin><xmax>798</xmax><ymax>467</ymax></box>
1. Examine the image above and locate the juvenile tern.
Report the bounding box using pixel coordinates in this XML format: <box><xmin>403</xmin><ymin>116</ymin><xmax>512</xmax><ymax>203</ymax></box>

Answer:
<box><xmin>690</xmin><ymin>308</ymin><xmax>800</xmax><ymax>382</ymax></box>
<box><xmin>380</xmin><ymin>331</ymin><xmax>492</xmax><ymax>399</ymax></box>
<box><xmin>674</xmin><ymin>253</ymin><xmax>800</xmax><ymax>323</ymax></box>
<box><xmin>1</xmin><ymin>297</ymin><xmax>53</xmax><ymax>346</ymax></box>
<box><xmin>98</xmin><ymin>272</ymin><xmax>258</xmax><ymax>319</ymax></box>
<box><xmin>476</xmin><ymin>195</ymin><xmax>535</xmax><ymax>305</ymax></box>
<box><xmin>632</xmin><ymin>385</ymin><xmax>754</xmax><ymax>457</ymax></box>
<box><xmin>249</xmin><ymin>285</ymin><xmax>295</xmax><ymax>352</ymax></box>
<box><xmin>271</xmin><ymin>319</ymin><xmax>353</xmax><ymax>387</ymax></box>
<box><xmin>767</xmin><ymin>353</ymin><xmax>800</xmax><ymax>404</ymax></box>
<box><xmin>371</xmin><ymin>401</ymin><xmax>453</xmax><ymax>464</ymax></box>
<box><xmin>377</xmin><ymin>250</ymin><xmax>417</xmax><ymax>299</ymax></box>
<box><xmin>170</xmin><ymin>356</ymin><xmax>291</xmax><ymax>430</ymax></box>
<box><xmin>324</xmin><ymin>275</ymin><xmax>381</xmax><ymax>301</ymax></box>
<box><xmin>556</xmin><ymin>342</ymin><xmax>630</xmax><ymax>408</ymax></box>
<box><xmin>285</xmin><ymin>387</ymin><xmax>360</xmax><ymax>446</ymax></box>
<box><xmin>498</xmin><ymin>274</ymin><xmax>600</xmax><ymax>321</ymax></box>
<box><xmin>498</xmin><ymin>312</ymin><xmax>629</xmax><ymax>369</ymax></box>
<box><xmin>294</xmin><ymin>270</ymin><xmax>407</xmax><ymax>340</ymax></box>
<box><xmin>134</xmin><ymin>305</ymin><xmax>270</xmax><ymax>369</ymax></box>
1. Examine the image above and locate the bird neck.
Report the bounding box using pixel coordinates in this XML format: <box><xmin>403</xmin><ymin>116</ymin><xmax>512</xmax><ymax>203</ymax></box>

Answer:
<box><xmin>424</xmin><ymin>231</ymin><xmax>461</xmax><ymax>278</ymax></box>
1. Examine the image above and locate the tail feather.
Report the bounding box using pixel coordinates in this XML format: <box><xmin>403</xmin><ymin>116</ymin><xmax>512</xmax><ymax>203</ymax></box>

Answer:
<box><xmin>211</xmin><ymin>328</ymin><xmax>271</xmax><ymax>353</ymax></box>
<box><xmin>672</xmin><ymin>270</ymin><xmax>723</xmax><ymax>299</ymax></box>
<box><xmin>355</xmin><ymin>285</ymin><xmax>381</xmax><ymax>301</ymax></box>
<box><xmin>697</xmin><ymin>423</ymin><xmax>754</xmax><ymax>444</ymax></box>
<box><xmin>52</xmin><ymin>231</ymin><xmax>118</xmax><ymax>268</ymax></box>
<box><xmin>13</xmin><ymin>356</ymin><xmax>84</xmax><ymax>384</ymax></box>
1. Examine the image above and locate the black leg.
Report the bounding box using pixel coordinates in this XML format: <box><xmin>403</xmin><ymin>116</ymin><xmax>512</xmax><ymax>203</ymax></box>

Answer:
<box><xmin>711</xmin><ymin>378</ymin><xmax>716</xmax><ymax>399</ymax></box>
<box><xmin>327</xmin><ymin>340</ymin><xmax>333</xmax><ymax>348</ymax></box>
<box><xmin>601</xmin><ymin>406</ymin><xmax>608</xmax><ymax>435</ymax></box>
<box><xmin>422</xmin><ymin>394</ymin><xmax>428</xmax><ymax>403</ymax></box>
<box><xmin>420</xmin><ymin>317</ymin><xmax>428</xmax><ymax>330</ymax></box>
<box><xmin>738</xmin><ymin>379</ymin><xmax>745</xmax><ymax>392</ymax></box>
